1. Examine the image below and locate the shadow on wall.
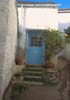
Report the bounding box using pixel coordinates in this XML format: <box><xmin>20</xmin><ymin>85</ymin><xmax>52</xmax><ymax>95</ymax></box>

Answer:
<box><xmin>58</xmin><ymin>23</ymin><xmax>70</xmax><ymax>32</ymax></box>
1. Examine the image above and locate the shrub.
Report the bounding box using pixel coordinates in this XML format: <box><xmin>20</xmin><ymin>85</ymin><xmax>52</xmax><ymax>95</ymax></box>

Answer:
<box><xmin>45</xmin><ymin>29</ymin><xmax>65</xmax><ymax>59</ymax></box>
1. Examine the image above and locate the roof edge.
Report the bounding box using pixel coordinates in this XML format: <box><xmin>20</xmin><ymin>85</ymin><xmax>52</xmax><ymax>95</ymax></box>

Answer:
<box><xmin>59</xmin><ymin>8</ymin><xmax>70</xmax><ymax>11</ymax></box>
<box><xmin>17</xmin><ymin>1</ymin><xmax>58</xmax><ymax>4</ymax></box>
<box><xmin>17</xmin><ymin>1</ymin><xmax>60</xmax><ymax>7</ymax></box>
<box><xmin>58</xmin><ymin>9</ymin><xmax>70</xmax><ymax>13</ymax></box>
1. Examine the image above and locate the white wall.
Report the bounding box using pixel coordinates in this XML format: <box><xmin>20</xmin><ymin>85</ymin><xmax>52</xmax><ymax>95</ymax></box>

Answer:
<box><xmin>18</xmin><ymin>7</ymin><xmax>70</xmax><ymax>33</ymax></box>
<box><xmin>18</xmin><ymin>7</ymin><xmax>58</xmax><ymax>30</ymax></box>
<box><xmin>18</xmin><ymin>7</ymin><xmax>26</xmax><ymax>49</ymax></box>
<box><xmin>0</xmin><ymin>0</ymin><xmax>17</xmax><ymax>99</ymax></box>
<box><xmin>26</xmin><ymin>8</ymin><xmax>58</xmax><ymax>29</ymax></box>
<box><xmin>2</xmin><ymin>0</ymin><xmax>17</xmax><ymax>93</ymax></box>
<box><xmin>18</xmin><ymin>7</ymin><xmax>25</xmax><ymax>33</ymax></box>
<box><xmin>58</xmin><ymin>12</ymin><xmax>70</xmax><ymax>32</ymax></box>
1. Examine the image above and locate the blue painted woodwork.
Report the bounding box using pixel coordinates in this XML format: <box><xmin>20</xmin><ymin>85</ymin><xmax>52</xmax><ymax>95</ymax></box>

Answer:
<box><xmin>26</xmin><ymin>30</ymin><xmax>45</xmax><ymax>65</ymax></box>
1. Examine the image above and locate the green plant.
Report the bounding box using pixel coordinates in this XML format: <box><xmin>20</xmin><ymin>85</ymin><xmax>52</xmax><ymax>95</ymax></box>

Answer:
<box><xmin>65</xmin><ymin>36</ymin><xmax>70</xmax><ymax>43</ymax></box>
<box><xmin>64</xmin><ymin>27</ymin><xmax>70</xmax><ymax>37</ymax></box>
<box><xmin>45</xmin><ymin>29</ymin><xmax>65</xmax><ymax>59</ymax></box>
<box><xmin>64</xmin><ymin>27</ymin><xmax>70</xmax><ymax>43</ymax></box>
<box><xmin>11</xmin><ymin>84</ymin><xmax>26</xmax><ymax>100</ymax></box>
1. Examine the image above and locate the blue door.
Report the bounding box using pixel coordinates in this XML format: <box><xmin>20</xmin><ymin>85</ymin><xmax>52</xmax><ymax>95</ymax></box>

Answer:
<box><xmin>26</xmin><ymin>30</ymin><xmax>45</xmax><ymax>65</ymax></box>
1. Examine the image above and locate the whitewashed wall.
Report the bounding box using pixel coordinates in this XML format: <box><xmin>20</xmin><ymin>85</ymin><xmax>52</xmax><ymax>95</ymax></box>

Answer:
<box><xmin>26</xmin><ymin>8</ymin><xmax>58</xmax><ymax>29</ymax></box>
<box><xmin>18</xmin><ymin>7</ymin><xmax>58</xmax><ymax>49</ymax></box>
<box><xmin>0</xmin><ymin>0</ymin><xmax>17</xmax><ymax>99</ymax></box>
<box><xmin>18</xmin><ymin>7</ymin><xmax>70</xmax><ymax>33</ymax></box>
<box><xmin>58</xmin><ymin>11</ymin><xmax>70</xmax><ymax>32</ymax></box>
<box><xmin>18</xmin><ymin>7</ymin><xmax>26</xmax><ymax>49</ymax></box>
<box><xmin>18</xmin><ymin>7</ymin><xmax>58</xmax><ymax>30</ymax></box>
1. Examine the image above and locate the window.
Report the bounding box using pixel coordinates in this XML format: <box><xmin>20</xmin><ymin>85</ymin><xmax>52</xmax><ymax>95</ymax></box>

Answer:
<box><xmin>31</xmin><ymin>36</ymin><xmax>42</xmax><ymax>47</ymax></box>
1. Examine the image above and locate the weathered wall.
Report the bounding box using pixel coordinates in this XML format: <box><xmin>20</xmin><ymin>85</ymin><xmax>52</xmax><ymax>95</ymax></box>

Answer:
<box><xmin>0</xmin><ymin>0</ymin><xmax>17</xmax><ymax>99</ymax></box>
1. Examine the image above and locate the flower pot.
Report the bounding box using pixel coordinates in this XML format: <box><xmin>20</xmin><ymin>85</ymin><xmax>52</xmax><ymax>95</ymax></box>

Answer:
<box><xmin>15</xmin><ymin>55</ymin><xmax>24</xmax><ymax>65</ymax></box>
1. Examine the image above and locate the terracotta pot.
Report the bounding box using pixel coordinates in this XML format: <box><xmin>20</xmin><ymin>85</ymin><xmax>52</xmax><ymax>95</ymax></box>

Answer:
<box><xmin>15</xmin><ymin>56</ymin><xmax>24</xmax><ymax>65</ymax></box>
<box><xmin>48</xmin><ymin>63</ymin><xmax>54</xmax><ymax>68</ymax></box>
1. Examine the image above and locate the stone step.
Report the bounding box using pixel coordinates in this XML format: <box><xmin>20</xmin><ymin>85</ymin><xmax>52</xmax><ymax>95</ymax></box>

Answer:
<box><xmin>24</xmin><ymin>76</ymin><xmax>42</xmax><ymax>82</ymax></box>
<box><xmin>24</xmin><ymin>71</ymin><xmax>43</xmax><ymax>76</ymax></box>
<box><xmin>25</xmin><ymin>67</ymin><xmax>44</xmax><ymax>72</ymax></box>
<box><xmin>26</xmin><ymin>65</ymin><xmax>44</xmax><ymax>68</ymax></box>
<box><xmin>24</xmin><ymin>71</ymin><xmax>43</xmax><ymax>74</ymax></box>
<box><xmin>23</xmin><ymin>66</ymin><xmax>45</xmax><ymax>85</ymax></box>
<box><xmin>24</xmin><ymin>81</ymin><xmax>43</xmax><ymax>85</ymax></box>
<box><xmin>24</xmin><ymin>75</ymin><xmax>42</xmax><ymax>79</ymax></box>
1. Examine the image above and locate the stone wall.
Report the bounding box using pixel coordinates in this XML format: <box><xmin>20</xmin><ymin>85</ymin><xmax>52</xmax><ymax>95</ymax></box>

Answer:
<box><xmin>0</xmin><ymin>0</ymin><xmax>17</xmax><ymax>99</ymax></box>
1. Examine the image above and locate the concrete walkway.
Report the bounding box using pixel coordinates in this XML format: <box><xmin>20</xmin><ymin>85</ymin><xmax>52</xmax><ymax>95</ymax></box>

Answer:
<box><xmin>18</xmin><ymin>58</ymin><xmax>68</xmax><ymax>100</ymax></box>
<box><xmin>4</xmin><ymin>58</ymin><xmax>69</xmax><ymax>100</ymax></box>
<box><xmin>19</xmin><ymin>85</ymin><xmax>60</xmax><ymax>100</ymax></box>
<box><xmin>4</xmin><ymin>84</ymin><xmax>69</xmax><ymax>100</ymax></box>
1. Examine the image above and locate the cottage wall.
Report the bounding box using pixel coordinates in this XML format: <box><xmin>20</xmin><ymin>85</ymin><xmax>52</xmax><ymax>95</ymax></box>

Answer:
<box><xmin>58</xmin><ymin>10</ymin><xmax>70</xmax><ymax>32</ymax></box>
<box><xmin>26</xmin><ymin>7</ymin><xmax>58</xmax><ymax>29</ymax></box>
<box><xmin>18</xmin><ymin>7</ymin><xmax>58</xmax><ymax>49</ymax></box>
<box><xmin>18</xmin><ymin>7</ymin><xmax>58</xmax><ymax>30</ymax></box>
<box><xmin>0</xmin><ymin>0</ymin><xmax>17</xmax><ymax>99</ymax></box>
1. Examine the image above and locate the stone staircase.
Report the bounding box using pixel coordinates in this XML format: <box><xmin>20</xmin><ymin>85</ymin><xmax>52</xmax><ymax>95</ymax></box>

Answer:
<box><xmin>23</xmin><ymin>66</ymin><xmax>45</xmax><ymax>85</ymax></box>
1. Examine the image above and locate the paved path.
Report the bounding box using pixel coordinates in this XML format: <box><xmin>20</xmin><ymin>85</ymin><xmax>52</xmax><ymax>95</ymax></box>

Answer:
<box><xmin>4</xmin><ymin>58</ymin><xmax>69</xmax><ymax>100</ymax></box>
<box><xmin>4</xmin><ymin>83</ymin><xmax>69</xmax><ymax>100</ymax></box>
<box><xmin>19</xmin><ymin>85</ymin><xmax>60</xmax><ymax>100</ymax></box>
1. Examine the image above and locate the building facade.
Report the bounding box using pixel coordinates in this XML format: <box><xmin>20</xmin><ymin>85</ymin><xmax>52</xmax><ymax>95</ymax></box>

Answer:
<box><xmin>17</xmin><ymin>2</ymin><xmax>70</xmax><ymax>32</ymax></box>
<box><xmin>58</xmin><ymin>9</ymin><xmax>70</xmax><ymax>32</ymax></box>
<box><xmin>17</xmin><ymin>1</ymin><xmax>70</xmax><ymax>65</ymax></box>
<box><xmin>0</xmin><ymin>1</ymin><xmax>70</xmax><ymax>99</ymax></box>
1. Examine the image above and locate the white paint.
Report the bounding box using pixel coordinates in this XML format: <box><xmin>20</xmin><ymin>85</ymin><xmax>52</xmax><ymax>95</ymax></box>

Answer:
<box><xmin>18</xmin><ymin>7</ymin><xmax>70</xmax><ymax>32</ymax></box>
<box><xmin>18</xmin><ymin>7</ymin><xmax>26</xmax><ymax>49</ymax></box>
<box><xmin>18</xmin><ymin>7</ymin><xmax>58</xmax><ymax>30</ymax></box>
<box><xmin>0</xmin><ymin>0</ymin><xmax>17</xmax><ymax>99</ymax></box>
<box><xmin>18</xmin><ymin>7</ymin><xmax>25</xmax><ymax>33</ymax></box>
<box><xmin>58</xmin><ymin>12</ymin><xmax>70</xmax><ymax>32</ymax></box>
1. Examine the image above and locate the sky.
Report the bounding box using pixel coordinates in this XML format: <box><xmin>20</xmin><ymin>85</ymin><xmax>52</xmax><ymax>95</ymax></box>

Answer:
<box><xmin>17</xmin><ymin>0</ymin><xmax>70</xmax><ymax>9</ymax></box>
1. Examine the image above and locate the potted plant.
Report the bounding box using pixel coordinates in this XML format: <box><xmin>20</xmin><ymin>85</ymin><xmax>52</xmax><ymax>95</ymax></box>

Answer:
<box><xmin>43</xmin><ymin>29</ymin><xmax>65</xmax><ymax>85</ymax></box>
<box><xmin>45</xmin><ymin>29</ymin><xmax>65</xmax><ymax>69</ymax></box>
